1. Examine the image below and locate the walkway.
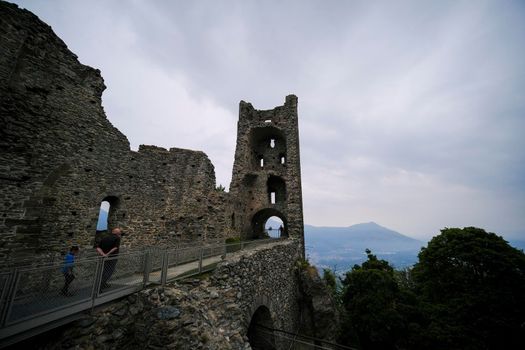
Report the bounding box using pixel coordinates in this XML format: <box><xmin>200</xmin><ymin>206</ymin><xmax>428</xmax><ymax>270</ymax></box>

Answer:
<box><xmin>0</xmin><ymin>238</ymin><xmax>280</xmax><ymax>347</ymax></box>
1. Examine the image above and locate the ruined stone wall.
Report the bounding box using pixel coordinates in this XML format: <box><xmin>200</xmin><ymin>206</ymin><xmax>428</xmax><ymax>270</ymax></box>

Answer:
<box><xmin>0</xmin><ymin>2</ymin><xmax>231</xmax><ymax>260</ymax></box>
<box><xmin>0</xmin><ymin>2</ymin><xmax>303</xmax><ymax>263</ymax></box>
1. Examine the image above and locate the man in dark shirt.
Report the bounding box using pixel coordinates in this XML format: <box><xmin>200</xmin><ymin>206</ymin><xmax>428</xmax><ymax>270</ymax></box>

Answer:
<box><xmin>96</xmin><ymin>227</ymin><xmax>122</xmax><ymax>291</ymax></box>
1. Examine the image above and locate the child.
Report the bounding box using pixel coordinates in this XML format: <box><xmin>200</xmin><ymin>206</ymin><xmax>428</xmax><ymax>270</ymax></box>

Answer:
<box><xmin>60</xmin><ymin>246</ymin><xmax>79</xmax><ymax>296</ymax></box>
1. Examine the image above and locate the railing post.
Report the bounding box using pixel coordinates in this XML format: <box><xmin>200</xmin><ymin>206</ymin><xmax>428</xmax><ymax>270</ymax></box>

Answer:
<box><xmin>198</xmin><ymin>248</ymin><xmax>203</xmax><ymax>274</ymax></box>
<box><xmin>143</xmin><ymin>250</ymin><xmax>151</xmax><ymax>287</ymax></box>
<box><xmin>160</xmin><ymin>250</ymin><xmax>169</xmax><ymax>286</ymax></box>
<box><xmin>0</xmin><ymin>270</ymin><xmax>18</xmax><ymax>327</ymax></box>
<box><xmin>92</xmin><ymin>258</ymin><xmax>104</xmax><ymax>303</ymax></box>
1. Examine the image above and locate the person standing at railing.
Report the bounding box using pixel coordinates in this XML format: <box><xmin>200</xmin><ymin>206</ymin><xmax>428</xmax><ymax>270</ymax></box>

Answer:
<box><xmin>60</xmin><ymin>246</ymin><xmax>79</xmax><ymax>296</ymax></box>
<box><xmin>96</xmin><ymin>227</ymin><xmax>123</xmax><ymax>291</ymax></box>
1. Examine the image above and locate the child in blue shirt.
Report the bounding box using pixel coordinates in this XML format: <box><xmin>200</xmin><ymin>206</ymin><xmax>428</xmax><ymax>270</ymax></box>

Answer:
<box><xmin>60</xmin><ymin>246</ymin><xmax>79</xmax><ymax>296</ymax></box>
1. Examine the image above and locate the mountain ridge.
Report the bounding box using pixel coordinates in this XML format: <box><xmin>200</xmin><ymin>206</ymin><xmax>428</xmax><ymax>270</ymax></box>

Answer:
<box><xmin>304</xmin><ymin>222</ymin><xmax>424</xmax><ymax>271</ymax></box>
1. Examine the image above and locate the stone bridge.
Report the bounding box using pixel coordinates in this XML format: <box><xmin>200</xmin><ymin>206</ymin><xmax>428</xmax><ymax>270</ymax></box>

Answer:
<box><xmin>28</xmin><ymin>239</ymin><xmax>328</xmax><ymax>350</ymax></box>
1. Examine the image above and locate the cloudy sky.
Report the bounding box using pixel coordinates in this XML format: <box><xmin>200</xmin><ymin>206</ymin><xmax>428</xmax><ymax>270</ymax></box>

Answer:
<box><xmin>11</xmin><ymin>0</ymin><xmax>525</xmax><ymax>240</ymax></box>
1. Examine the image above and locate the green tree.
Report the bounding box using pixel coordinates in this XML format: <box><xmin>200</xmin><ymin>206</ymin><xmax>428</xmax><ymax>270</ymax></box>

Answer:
<box><xmin>322</xmin><ymin>268</ymin><xmax>338</xmax><ymax>300</ymax></box>
<box><xmin>339</xmin><ymin>249</ymin><xmax>407</xmax><ymax>350</ymax></box>
<box><xmin>412</xmin><ymin>227</ymin><xmax>525</xmax><ymax>350</ymax></box>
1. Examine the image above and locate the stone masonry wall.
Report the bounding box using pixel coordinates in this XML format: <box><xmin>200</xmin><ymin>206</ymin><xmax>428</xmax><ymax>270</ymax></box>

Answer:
<box><xmin>229</xmin><ymin>96</ymin><xmax>305</xmax><ymax>249</ymax></box>
<box><xmin>0</xmin><ymin>2</ymin><xmax>303</xmax><ymax>264</ymax></box>
<box><xmin>0</xmin><ymin>2</ymin><xmax>232</xmax><ymax>260</ymax></box>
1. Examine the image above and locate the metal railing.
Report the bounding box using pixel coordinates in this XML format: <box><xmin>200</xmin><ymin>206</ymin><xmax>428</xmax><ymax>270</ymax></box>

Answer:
<box><xmin>0</xmin><ymin>238</ymin><xmax>282</xmax><ymax>345</ymax></box>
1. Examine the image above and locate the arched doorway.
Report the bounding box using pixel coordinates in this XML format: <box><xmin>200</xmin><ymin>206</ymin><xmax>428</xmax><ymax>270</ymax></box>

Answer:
<box><xmin>251</xmin><ymin>208</ymin><xmax>287</xmax><ymax>239</ymax></box>
<box><xmin>264</xmin><ymin>216</ymin><xmax>284</xmax><ymax>238</ymax></box>
<box><xmin>248</xmin><ymin>305</ymin><xmax>276</xmax><ymax>350</ymax></box>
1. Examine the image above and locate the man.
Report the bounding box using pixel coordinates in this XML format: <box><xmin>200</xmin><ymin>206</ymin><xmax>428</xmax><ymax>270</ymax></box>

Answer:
<box><xmin>96</xmin><ymin>227</ymin><xmax>123</xmax><ymax>290</ymax></box>
<box><xmin>60</xmin><ymin>245</ymin><xmax>79</xmax><ymax>296</ymax></box>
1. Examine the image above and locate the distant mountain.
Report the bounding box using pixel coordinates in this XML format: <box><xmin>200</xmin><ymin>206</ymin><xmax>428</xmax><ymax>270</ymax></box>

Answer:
<box><xmin>509</xmin><ymin>240</ymin><xmax>525</xmax><ymax>252</ymax></box>
<box><xmin>305</xmin><ymin>222</ymin><xmax>425</xmax><ymax>273</ymax></box>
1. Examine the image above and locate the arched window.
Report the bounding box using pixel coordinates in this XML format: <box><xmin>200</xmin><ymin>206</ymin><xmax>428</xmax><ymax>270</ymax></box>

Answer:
<box><xmin>96</xmin><ymin>200</ymin><xmax>110</xmax><ymax>231</ymax></box>
<box><xmin>95</xmin><ymin>196</ymin><xmax>120</xmax><ymax>244</ymax></box>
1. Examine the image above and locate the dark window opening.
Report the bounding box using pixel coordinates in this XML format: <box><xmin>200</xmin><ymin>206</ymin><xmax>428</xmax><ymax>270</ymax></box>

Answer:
<box><xmin>249</xmin><ymin>126</ymin><xmax>286</xmax><ymax>171</ymax></box>
<box><xmin>231</xmin><ymin>213</ymin><xmax>235</xmax><ymax>228</ymax></box>
<box><xmin>267</xmin><ymin>176</ymin><xmax>286</xmax><ymax>205</ymax></box>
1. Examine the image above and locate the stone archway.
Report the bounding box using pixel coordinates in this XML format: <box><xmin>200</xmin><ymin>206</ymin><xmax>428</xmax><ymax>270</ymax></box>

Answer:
<box><xmin>251</xmin><ymin>208</ymin><xmax>288</xmax><ymax>239</ymax></box>
<box><xmin>248</xmin><ymin>305</ymin><xmax>277</xmax><ymax>350</ymax></box>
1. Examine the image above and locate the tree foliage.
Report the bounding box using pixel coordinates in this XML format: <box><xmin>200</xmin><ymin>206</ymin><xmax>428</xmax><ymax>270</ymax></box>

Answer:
<box><xmin>336</xmin><ymin>227</ymin><xmax>525</xmax><ymax>350</ymax></box>
<box><xmin>339</xmin><ymin>249</ymin><xmax>409</xmax><ymax>350</ymax></box>
<box><xmin>322</xmin><ymin>268</ymin><xmax>337</xmax><ymax>295</ymax></box>
<box><xmin>411</xmin><ymin>227</ymin><xmax>525</xmax><ymax>349</ymax></box>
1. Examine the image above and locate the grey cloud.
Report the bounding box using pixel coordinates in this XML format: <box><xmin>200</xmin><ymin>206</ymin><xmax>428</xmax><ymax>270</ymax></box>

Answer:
<box><xmin>11</xmin><ymin>0</ymin><xmax>525</xmax><ymax>239</ymax></box>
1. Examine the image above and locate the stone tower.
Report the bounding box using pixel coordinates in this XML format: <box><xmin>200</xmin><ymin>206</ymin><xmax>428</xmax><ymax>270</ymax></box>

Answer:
<box><xmin>229</xmin><ymin>95</ymin><xmax>304</xmax><ymax>250</ymax></box>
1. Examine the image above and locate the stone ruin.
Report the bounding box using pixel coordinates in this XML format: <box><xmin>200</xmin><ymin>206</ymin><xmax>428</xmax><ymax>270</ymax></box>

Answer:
<box><xmin>0</xmin><ymin>2</ymin><xmax>304</xmax><ymax>261</ymax></box>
